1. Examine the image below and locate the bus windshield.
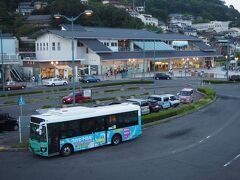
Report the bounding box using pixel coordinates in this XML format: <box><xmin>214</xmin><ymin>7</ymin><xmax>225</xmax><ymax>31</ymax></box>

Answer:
<box><xmin>30</xmin><ymin>123</ymin><xmax>47</xmax><ymax>142</ymax></box>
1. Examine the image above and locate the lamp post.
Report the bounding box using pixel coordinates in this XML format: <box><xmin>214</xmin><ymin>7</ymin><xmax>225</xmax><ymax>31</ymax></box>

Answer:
<box><xmin>54</xmin><ymin>10</ymin><xmax>93</xmax><ymax>106</ymax></box>
<box><xmin>0</xmin><ymin>30</ymin><xmax>4</xmax><ymax>91</ymax></box>
<box><xmin>153</xmin><ymin>40</ymin><xmax>156</xmax><ymax>94</ymax></box>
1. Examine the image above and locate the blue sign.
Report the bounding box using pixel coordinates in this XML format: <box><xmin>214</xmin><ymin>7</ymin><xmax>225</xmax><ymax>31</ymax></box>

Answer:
<box><xmin>18</xmin><ymin>96</ymin><xmax>26</xmax><ymax>106</ymax></box>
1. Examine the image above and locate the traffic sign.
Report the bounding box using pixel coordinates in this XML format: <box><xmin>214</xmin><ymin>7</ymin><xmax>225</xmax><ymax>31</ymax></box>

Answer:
<box><xmin>18</xmin><ymin>95</ymin><xmax>26</xmax><ymax>106</ymax></box>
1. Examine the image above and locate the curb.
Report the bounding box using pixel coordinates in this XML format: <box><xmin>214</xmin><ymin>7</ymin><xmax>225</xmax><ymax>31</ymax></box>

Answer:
<box><xmin>0</xmin><ymin>145</ymin><xmax>28</xmax><ymax>152</ymax></box>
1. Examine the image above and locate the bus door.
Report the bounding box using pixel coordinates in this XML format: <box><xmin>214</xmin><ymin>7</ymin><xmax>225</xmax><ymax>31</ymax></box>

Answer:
<box><xmin>47</xmin><ymin>124</ymin><xmax>60</xmax><ymax>155</ymax></box>
<box><xmin>94</xmin><ymin>117</ymin><xmax>107</xmax><ymax>147</ymax></box>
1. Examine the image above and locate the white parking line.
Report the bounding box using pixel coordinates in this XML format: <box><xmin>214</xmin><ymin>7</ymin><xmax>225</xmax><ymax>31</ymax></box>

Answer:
<box><xmin>223</xmin><ymin>153</ymin><xmax>240</xmax><ymax>167</ymax></box>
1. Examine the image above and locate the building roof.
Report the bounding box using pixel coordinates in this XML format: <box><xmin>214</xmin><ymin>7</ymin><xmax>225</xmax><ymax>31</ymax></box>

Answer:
<box><xmin>26</xmin><ymin>15</ymin><xmax>51</xmax><ymax>22</ymax></box>
<box><xmin>79</xmin><ymin>39</ymin><xmax>112</xmax><ymax>53</ymax></box>
<box><xmin>192</xmin><ymin>41</ymin><xmax>216</xmax><ymax>52</ymax></box>
<box><xmin>98</xmin><ymin>50</ymin><xmax>222</xmax><ymax>61</ymax></box>
<box><xmin>133</xmin><ymin>41</ymin><xmax>175</xmax><ymax>51</ymax></box>
<box><xmin>54</xmin><ymin>25</ymin><xmax>200</xmax><ymax>41</ymax></box>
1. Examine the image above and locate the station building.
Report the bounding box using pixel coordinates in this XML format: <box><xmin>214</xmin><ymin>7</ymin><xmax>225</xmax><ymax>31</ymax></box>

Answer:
<box><xmin>23</xmin><ymin>25</ymin><xmax>221</xmax><ymax>79</ymax></box>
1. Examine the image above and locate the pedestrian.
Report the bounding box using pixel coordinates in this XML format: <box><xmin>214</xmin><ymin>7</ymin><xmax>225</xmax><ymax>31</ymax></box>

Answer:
<box><xmin>31</xmin><ymin>75</ymin><xmax>35</xmax><ymax>82</ymax></box>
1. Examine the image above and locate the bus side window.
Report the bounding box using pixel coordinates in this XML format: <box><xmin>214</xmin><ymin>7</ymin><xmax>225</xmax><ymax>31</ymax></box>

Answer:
<box><xmin>106</xmin><ymin>115</ymin><xmax>117</xmax><ymax>130</ymax></box>
<box><xmin>118</xmin><ymin>111</ymin><xmax>138</xmax><ymax>128</ymax></box>
<box><xmin>94</xmin><ymin>117</ymin><xmax>105</xmax><ymax>132</ymax></box>
<box><xmin>80</xmin><ymin>119</ymin><xmax>95</xmax><ymax>135</ymax></box>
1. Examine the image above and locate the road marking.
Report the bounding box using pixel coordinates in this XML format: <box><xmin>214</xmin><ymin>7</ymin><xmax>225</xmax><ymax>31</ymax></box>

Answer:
<box><xmin>206</xmin><ymin>136</ymin><xmax>211</xmax><ymax>139</ymax></box>
<box><xmin>223</xmin><ymin>153</ymin><xmax>240</xmax><ymax>167</ymax></box>
<box><xmin>199</xmin><ymin>140</ymin><xmax>203</xmax><ymax>143</ymax></box>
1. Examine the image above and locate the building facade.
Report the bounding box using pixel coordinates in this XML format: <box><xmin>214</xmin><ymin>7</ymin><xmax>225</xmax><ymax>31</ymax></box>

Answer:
<box><xmin>23</xmin><ymin>25</ymin><xmax>221</xmax><ymax>79</ymax></box>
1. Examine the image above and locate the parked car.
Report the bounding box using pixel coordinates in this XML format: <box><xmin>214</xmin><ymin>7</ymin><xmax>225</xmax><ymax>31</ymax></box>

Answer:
<box><xmin>146</xmin><ymin>99</ymin><xmax>161</xmax><ymax>113</ymax></box>
<box><xmin>62</xmin><ymin>91</ymin><xmax>92</xmax><ymax>104</ymax></box>
<box><xmin>126</xmin><ymin>98</ymin><xmax>150</xmax><ymax>115</ymax></box>
<box><xmin>0</xmin><ymin>113</ymin><xmax>18</xmax><ymax>132</ymax></box>
<box><xmin>178</xmin><ymin>88</ymin><xmax>194</xmax><ymax>103</ymax></box>
<box><xmin>43</xmin><ymin>78</ymin><xmax>68</xmax><ymax>86</ymax></box>
<box><xmin>229</xmin><ymin>75</ymin><xmax>240</xmax><ymax>81</ymax></box>
<box><xmin>80</xmin><ymin>76</ymin><xmax>100</xmax><ymax>83</ymax></box>
<box><xmin>164</xmin><ymin>94</ymin><xmax>180</xmax><ymax>107</ymax></box>
<box><xmin>154</xmin><ymin>73</ymin><xmax>171</xmax><ymax>80</ymax></box>
<box><xmin>1</xmin><ymin>81</ymin><xmax>26</xmax><ymax>91</ymax></box>
<box><xmin>147</xmin><ymin>95</ymin><xmax>171</xmax><ymax>109</ymax></box>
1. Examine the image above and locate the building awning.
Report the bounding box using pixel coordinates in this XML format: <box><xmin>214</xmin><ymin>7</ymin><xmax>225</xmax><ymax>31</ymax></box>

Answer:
<box><xmin>79</xmin><ymin>39</ymin><xmax>112</xmax><ymax>53</ymax></box>
<box><xmin>133</xmin><ymin>41</ymin><xmax>175</xmax><ymax>51</ymax></box>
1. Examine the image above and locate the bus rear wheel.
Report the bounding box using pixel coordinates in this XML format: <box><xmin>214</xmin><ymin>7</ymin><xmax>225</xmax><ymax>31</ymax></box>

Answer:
<box><xmin>61</xmin><ymin>144</ymin><xmax>73</xmax><ymax>156</ymax></box>
<box><xmin>111</xmin><ymin>134</ymin><xmax>122</xmax><ymax>146</ymax></box>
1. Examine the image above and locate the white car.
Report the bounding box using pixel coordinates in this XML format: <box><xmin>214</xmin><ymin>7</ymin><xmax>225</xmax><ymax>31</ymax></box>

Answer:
<box><xmin>164</xmin><ymin>94</ymin><xmax>180</xmax><ymax>107</ymax></box>
<box><xmin>43</xmin><ymin>78</ymin><xmax>68</xmax><ymax>86</ymax></box>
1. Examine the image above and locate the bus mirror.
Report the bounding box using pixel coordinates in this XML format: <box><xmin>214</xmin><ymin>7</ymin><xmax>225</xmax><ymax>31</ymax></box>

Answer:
<box><xmin>36</xmin><ymin>126</ymin><xmax>43</xmax><ymax>135</ymax></box>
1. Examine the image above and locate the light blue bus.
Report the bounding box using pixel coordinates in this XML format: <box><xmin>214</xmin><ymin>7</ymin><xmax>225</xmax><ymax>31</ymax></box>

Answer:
<box><xmin>29</xmin><ymin>103</ymin><xmax>142</xmax><ymax>157</ymax></box>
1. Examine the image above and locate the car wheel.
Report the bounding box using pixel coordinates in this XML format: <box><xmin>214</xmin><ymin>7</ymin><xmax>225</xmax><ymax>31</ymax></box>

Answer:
<box><xmin>61</xmin><ymin>144</ymin><xmax>73</xmax><ymax>156</ymax></box>
<box><xmin>21</xmin><ymin>86</ymin><xmax>25</xmax><ymax>89</ymax></box>
<box><xmin>97</xmin><ymin>79</ymin><xmax>100</xmax><ymax>82</ymax></box>
<box><xmin>86</xmin><ymin>80</ymin><xmax>89</xmax><ymax>83</ymax></box>
<box><xmin>7</xmin><ymin>87</ymin><xmax>11</xmax><ymax>91</ymax></box>
<box><xmin>52</xmin><ymin>83</ymin><xmax>55</xmax><ymax>87</ymax></box>
<box><xmin>63</xmin><ymin>82</ymin><xmax>67</xmax><ymax>86</ymax></box>
<box><xmin>111</xmin><ymin>134</ymin><xmax>122</xmax><ymax>145</ymax></box>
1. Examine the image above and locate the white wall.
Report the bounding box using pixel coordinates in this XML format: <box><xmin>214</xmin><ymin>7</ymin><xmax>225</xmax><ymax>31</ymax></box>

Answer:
<box><xmin>36</xmin><ymin>33</ymin><xmax>74</xmax><ymax>61</ymax></box>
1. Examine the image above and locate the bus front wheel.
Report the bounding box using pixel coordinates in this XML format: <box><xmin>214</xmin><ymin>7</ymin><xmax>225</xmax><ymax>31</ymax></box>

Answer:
<box><xmin>111</xmin><ymin>134</ymin><xmax>122</xmax><ymax>146</ymax></box>
<box><xmin>61</xmin><ymin>144</ymin><xmax>73</xmax><ymax>156</ymax></box>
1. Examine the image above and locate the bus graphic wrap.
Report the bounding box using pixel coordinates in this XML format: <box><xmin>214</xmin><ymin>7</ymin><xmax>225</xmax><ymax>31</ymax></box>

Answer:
<box><xmin>29</xmin><ymin>104</ymin><xmax>142</xmax><ymax>157</ymax></box>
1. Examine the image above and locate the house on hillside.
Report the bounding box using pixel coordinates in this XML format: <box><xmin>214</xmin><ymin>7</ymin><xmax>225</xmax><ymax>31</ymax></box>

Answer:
<box><xmin>26</xmin><ymin>15</ymin><xmax>51</xmax><ymax>27</ymax></box>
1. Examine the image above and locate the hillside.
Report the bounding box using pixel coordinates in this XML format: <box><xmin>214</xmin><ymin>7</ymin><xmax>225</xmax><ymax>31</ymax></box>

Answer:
<box><xmin>0</xmin><ymin>0</ymin><xmax>240</xmax><ymax>37</ymax></box>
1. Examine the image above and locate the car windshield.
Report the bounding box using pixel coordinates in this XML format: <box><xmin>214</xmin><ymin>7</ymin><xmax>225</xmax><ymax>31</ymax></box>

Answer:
<box><xmin>30</xmin><ymin>123</ymin><xmax>47</xmax><ymax>142</ymax></box>
<box><xmin>170</xmin><ymin>96</ymin><xmax>177</xmax><ymax>100</ymax></box>
<box><xmin>179</xmin><ymin>91</ymin><xmax>192</xmax><ymax>96</ymax></box>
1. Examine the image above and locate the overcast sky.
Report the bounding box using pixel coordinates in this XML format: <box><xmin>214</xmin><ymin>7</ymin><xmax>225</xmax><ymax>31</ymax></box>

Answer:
<box><xmin>224</xmin><ymin>0</ymin><xmax>240</xmax><ymax>12</ymax></box>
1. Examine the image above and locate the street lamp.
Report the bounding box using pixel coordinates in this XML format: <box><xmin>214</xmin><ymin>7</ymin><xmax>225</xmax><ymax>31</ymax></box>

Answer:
<box><xmin>54</xmin><ymin>10</ymin><xmax>93</xmax><ymax>106</ymax></box>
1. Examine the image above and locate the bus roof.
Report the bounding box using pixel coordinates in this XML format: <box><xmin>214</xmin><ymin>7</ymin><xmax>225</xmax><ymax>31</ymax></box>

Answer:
<box><xmin>31</xmin><ymin>103</ymin><xmax>140</xmax><ymax>124</ymax></box>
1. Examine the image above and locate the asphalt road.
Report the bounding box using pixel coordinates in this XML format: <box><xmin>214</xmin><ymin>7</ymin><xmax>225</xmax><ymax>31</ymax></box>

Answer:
<box><xmin>0</xmin><ymin>83</ymin><xmax>240</xmax><ymax>180</ymax></box>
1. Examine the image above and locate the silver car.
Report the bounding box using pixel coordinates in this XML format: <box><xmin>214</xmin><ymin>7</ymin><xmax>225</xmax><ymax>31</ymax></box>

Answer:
<box><xmin>126</xmin><ymin>98</ymin><xmax>150</xmax><ymax>115</ymax></box>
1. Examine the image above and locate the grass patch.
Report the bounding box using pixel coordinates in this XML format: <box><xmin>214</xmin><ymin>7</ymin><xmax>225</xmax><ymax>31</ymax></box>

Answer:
<box><xmin>3</xmin><ymin>100</ymin><xmax>16</xmax><ymax>105</ymax></box>
<box><xmin>11</xmin><ymin>142</ymin><xmax>28</xmax><ymax>149</ymax></box>
<box><xmin>127</xmin><ymin>87</ymin><xmax>140</xmax><ymax>90</ymax></box>
<box><xmin>203</xmin><ymin>80</ymin><xmax>238</xmax><ymax>84</ymax></box>
<box><xmin>7</xmin><ymin>90</ymin><xmax>43</xmax><ymax>97</ymax></box>
<box><xmin>0</xmin><ymin>94</ymin><xmax>6</xmax><ymax>97</ymax></box>
<box><xmin>142</xmin><ymin>87</ymin><xmax>216</xmax><ymax>124</ymax></box>
<box><xmin>41</xmin><ymin>105</ymin><xmax>61</xmax><ymax>109</ymax></box>
<box><xmin>104</xmin><ymin>89</ymin><xmax>120</xmax><ymax>93</ymax></box>
<box><xmin>94</xmin><ymin>80</ymin><xmax>153</xmax><ymax>88</ymax></box>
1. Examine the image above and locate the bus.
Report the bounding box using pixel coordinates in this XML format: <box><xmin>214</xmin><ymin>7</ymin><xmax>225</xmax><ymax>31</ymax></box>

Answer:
<box><xmin>29</xmin><ymin>103</ymin><xmax>142</xmax><ymax>157</ymax></box>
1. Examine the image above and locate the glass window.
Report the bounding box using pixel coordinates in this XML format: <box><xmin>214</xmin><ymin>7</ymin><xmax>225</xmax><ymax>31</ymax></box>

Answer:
<box><xmin>111</xmin><ymin>42</ymin><xmax>114</xmax><ymax>46</ymax></box>
<box><xmin>58</xmin><ymin>42</ymin><xmax>61</xmax><ymax>51</ymax></box>
<box><xmin>163</xmin><ymin>97</ymin><xmax>169</xmax><ymax>102</ymax></box>
<box><xmin>94</xmin><ymin>117</ymin><xmax>105</xmax><ymax>132</ymax></box>
<box><xmin>106</xmin><ymin>115</ymin><xmax>117</xmax><ymax>129</ymax></box>
<box><xmin>43</xmin><ymin>43</ymin><xmax>45</xmax><ymax>51</ymax></box>
<box><xmin>36</xmin><ymin>43</ymin><xmax>39</xmax><ymax>51</ymax></box>
<box><xmin>40</xmin><ymin>43</ymin><xmax>42</xmax><ymax>51</ymax></box>
<box><xmin>46</xmin><ymin>43</ymin><xmax>48</xmax><ymax>51</ymax></box>
<box><xmin>52</xmin><ymin>42</ymin><xmax>55</xmax><ymax>51</ymax></box>
<box><xmin>118</xmin><ymin>111</ymin><xmax>138</xmax><ymax>128</ymax></box>
<box><xmin>80</xmin><ymin>119</ymin><xmax>95</xmax><ymax>135</ymax></box>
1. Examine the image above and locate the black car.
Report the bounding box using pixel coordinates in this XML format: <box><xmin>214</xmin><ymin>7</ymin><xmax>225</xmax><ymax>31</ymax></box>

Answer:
<box><xmin>147</xmin><ymin>99</ymin><xmax>162</xmax><ymax>113</ymax></box>
<box><xmin>80</xmin><ymin>76</ymin><xmax>101</xmax><ymax>83</ymax></box>
<box><xmin>154</xmin><ymin>73</ymin><xmax>171</xmax><ymax>80</ymax></box>
<box><xmin>229</xmin><ymin>75</ymin><xmax>240</xmax><ymax>81</ymax></box>
<box><xmin>0</xmin><ymin>113</ymin><xmax>18</xmax><ymax>132</ymax></box>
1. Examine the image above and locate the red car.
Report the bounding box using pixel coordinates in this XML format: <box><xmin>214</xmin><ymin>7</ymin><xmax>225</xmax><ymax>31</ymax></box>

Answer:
<box><xmin>1</xmin><ymin>81</ymin><xmax>26</xmax><ymax>91</ymax></box>
<box><xmin>62</xmin><ymin>92</ymin><xmax>91</xmax><ymax>104</ymax></box>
